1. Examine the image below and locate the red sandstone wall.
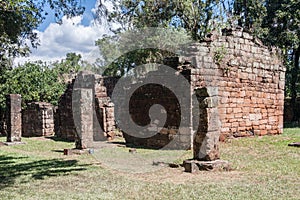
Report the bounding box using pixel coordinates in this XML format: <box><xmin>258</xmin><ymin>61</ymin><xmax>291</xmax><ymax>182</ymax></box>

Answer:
<box><xmin>55</xmin><ymin>73</ymin><xmax>117</xmax><ymax>141</ymax></box>
<box><xmin>190</xmin><ymin>28</ymin><xmax>285</xmax><ymax>140</ymax></box>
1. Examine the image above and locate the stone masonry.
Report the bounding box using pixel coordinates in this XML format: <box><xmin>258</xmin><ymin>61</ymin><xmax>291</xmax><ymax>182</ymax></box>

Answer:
<box><xmin>121</xmin><ymin>82</ymin><xmax>187</xmax><ymax>149</ymax></box>
<box><xmin>55</xmin><ymin>80</ymin><xmax>77</xmax><ymax>140</ymax></box>
<box><xmin>6</xmin><ymin>94</ymin><xmax>22</xmax><ymax>142</ymax></box>
<box><xmin>72</xmin><ymin>88</ymin><xmax>93</xmax><ymax>149</ymax></box>
<box><xmin>186</xmin><ymin>28</ymin><xmax>285</xmax><ymax>160</ymax></box>
<box><xmin>117</xmin><ymin>28</ymin><xmax>285</xmax><ymax>160</ymax></box>
<box><xmin>94</xmin><ymin>76</ymin><xmax>118</xmax><ymax>140</ymax></box>
<box><xmin>118</xmin><ymin>66</ymin><xmax>192</xmax><ymax>150</ymax></box>
<box><xmin>53</xmin><ymin>28</ymin><xmax>285</xmax><ymax>159</ymax></box>
<box><xmin>22</xmin><ymin>102</ymin><xmax>54</xmax><ymax>137</ymax></box>
<box><xmin>55</xmin><ymin>71</ymin><xmax>118</xmax><ymax>141</ymax></box>
<box><xmin>194</xmin><ymin>87</ymin><xmax>220</xmax><ymax>160</ymax></box>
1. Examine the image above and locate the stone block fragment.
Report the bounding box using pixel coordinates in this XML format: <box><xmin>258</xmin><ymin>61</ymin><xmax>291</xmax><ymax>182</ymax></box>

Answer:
<box><xmin>183</xmin><ymin>159</ymin><xmax>231</xmax><ymax>172</ymax></box>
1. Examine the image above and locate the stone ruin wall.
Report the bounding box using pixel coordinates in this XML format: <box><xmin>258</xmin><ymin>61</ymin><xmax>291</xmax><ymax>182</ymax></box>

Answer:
<box><xmin>0</xmin><ymin>29</ymin><xmax>285</xmax><ymax>153</ymax></box>
<box><xmin>188</xmin><ymin>28</ymin><xmax>285</xmax><ymax>142</ymax></box>
<box><xmin>54</xmin><ymin>81</ymin><xmax>75</xmax><ymax>140</ymax></box>
<box><xmin>120</xmin><ymin>58</ymin><xmax>192</xmax><ymax>149</ymax></box>
<box><xmin>95</xmin><ymin>76</ymin><xmax>119</xmax><ymax>140</ymax></box>
<box><xmin>0</xmin><ymin>98</ymin><xmax>55</xmax><ymax>138</ymax></box>
<box><xmin>55</xmin><ymin>71</ymin><xmax>119</xmax><ymax>141</ymax></box>
<box><xmin>121</xmin><ymin>28</ymin><xmax>285</xmax><ymax>151</ymax></box>
<box><xmin>0</xmin><ymin>73</ymin><xmax>119</xmax><ymax>141</ymax></box>
<box><xmin>22</xmin><ymin>102</ymin><xmax>54</xmax><ymax>137</ymax></box>
<box><xmin>120</xmin><ymin>74</ymin><xmax>191</xmax><ymax>149</ymax></box>
<box><xmin>122</xmin><ymin>83</ymin><xmax>181</xmax><ymax>149</ymax></box>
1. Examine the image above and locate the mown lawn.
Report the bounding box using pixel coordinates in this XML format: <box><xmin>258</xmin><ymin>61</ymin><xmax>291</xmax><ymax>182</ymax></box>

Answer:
<box><xmin>0</xmin><ymin>129</ymin><xmax>299</xmax><ymax>200</ymax></box>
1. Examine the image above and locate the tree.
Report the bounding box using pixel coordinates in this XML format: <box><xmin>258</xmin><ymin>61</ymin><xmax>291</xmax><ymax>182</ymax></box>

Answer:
<box><xmin>52</xmin><ymin>52</ymin><xmax>82</xmax><ymax>83</ymax></box>
<box><xmin>0</xmin><ymin>0</ymin><xmax>85</xmax><ymax>70</ymax></box>
<box><xmin>100</xmin><ymin>0</ymin><xmax>231</xmax><ymax>40</ymax></box>
<box><xmin>95</xmin><ymin>28</ymin><xmax>192</xmax><ymax>76</ymax></box>
<box><xmin>232</xmin><ymin>0</ymin><xmax>268</xmax><ymax>37</ymax></box>
<box><xmin>262</xmin><ymin>0</ymin><xmax>300</xmax><ymax>120</ymax></box>
<box><xmin>95</xmin><ymin>0</ymin><xmax>300</xmax><ymax>120</ymax></box>
<box><xmin>0</xmin><ymin>53</ymin><xmax>82</xmax><ymax>113</ymax></box>
<box><xmin>0</xmin><ymin>62</ymin><xmax>63</xmax><ymax>109</ymax></box>
<box><xmin>94</xmin><ymin>0</ymin><xmax>232</xmax><ymax>76</ymax></box>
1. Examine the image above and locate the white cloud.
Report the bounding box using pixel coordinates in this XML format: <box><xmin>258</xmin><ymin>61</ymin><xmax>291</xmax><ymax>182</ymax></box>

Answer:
<box><xmin>14</xmin><ymin>15</ymin><xmax>110</xmax><ymax>65</ymax></box>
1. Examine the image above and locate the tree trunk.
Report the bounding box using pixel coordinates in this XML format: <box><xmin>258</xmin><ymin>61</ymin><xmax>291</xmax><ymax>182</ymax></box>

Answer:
<box><xmin>291</xmin><ymin>46</ymin><xmax>300</xmax><ymax>121</ymax></box>
<box><xmin>243</xmin><ymin>0</ymin><xmax>249</xmax><ymax>29</ymax></box>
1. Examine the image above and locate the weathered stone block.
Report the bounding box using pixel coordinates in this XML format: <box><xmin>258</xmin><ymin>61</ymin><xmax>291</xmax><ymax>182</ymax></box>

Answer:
<box><xmin>193</xmin><ymin>130</ymin><xmax>220</xmax><ymax>161</ymax></box>
<box><xmin>6</xmin><ymin>94</ymin><xmax>22</xmax><ymax>142</ymax></box>
<box><xmin>22</xmin><ymin>102</ymin><xmax>54</xmax><ymax>137</ymax></box>
<box><xmin>183</xmin><ymin>159</ymin><xmax>231</xmax><ymax>172</ymax></box>
<box><xmin>72</xmin><ymin>88</ymin><xmax>93</xmax><ymax>149</ymax></box>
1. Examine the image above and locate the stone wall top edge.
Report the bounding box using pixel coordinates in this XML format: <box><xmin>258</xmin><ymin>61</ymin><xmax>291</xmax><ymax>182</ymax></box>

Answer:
<box><xmin>187</xmin><ymin>28</ymin><xmax>281</xmax><ymax>55</ymax></box>
<box><xmin>26</xmin><ymin>102</ymin><xmax>54</xmax><ymax>107</ymax></box>
<box><xmin>6</xmin><ymin>94</ymin><xmax>21</xmax><ymax>98</ymax></box>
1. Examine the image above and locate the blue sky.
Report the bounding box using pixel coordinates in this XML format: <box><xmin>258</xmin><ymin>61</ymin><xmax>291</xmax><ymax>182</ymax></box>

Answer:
<box><xmin>37</xmin><ymin>0</ymin><xmax>97</xmax><ymax>31</ymax></box>
<box><xmin>15</xmin><ymin>0</ymin><xmax>111</xmax><ymax>65</ymax></box>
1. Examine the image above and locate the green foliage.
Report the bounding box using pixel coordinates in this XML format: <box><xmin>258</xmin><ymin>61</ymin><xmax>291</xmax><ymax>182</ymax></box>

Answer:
<box><xmin>263</xmin><ymin>0</ymin><xmax>300</xmax><ymax>48</ymax></box>
<box><xmin>0</xmin><ymin>0</ymin><xmax>84</xmax><ymax>69</ymax></box>
<box><xmin>0</xmin><ymin>53</ymin><xmax>82</xmax><ymax>112</ymax></box>
<box><xmin>0</xmin><ymin>62</ymin><xmax>61</xmax><ymax>109</ymax></box>
<box><xmin>232</xmin><ymin>0</ymin><xmax>300</xmax><ymax>101</ymax></box>
<box><xmin>94</xmin><ymin>0</ymin><xmax>232</xmax><ymax>76</ymax></box>
<box><xmin>52</xmin><ymin>52</ymin><xmax>82</xmax><ymax>79</ymax></box>
<box><xmin>213</xmin><ymin>45</ymin><xmax>227</xmax><ymax>65</ymax></box>
<box><xmin>95</xmin><ymin>1</ymin><xmax>299</xmax><ymax>100</ymax></box>
<box><xmin>95</xmin><ymin>28</ymin><xmax>192</xmax><ymax>76</ymax></box>
<box><xmin>260</xmin><ymin>0</ymin><xmax>300</xmax><ymax>119</ymax></box>
<box><xmin>233</xmin><ymin>0</ymin><xmax>268</xmax><ymax>37</ymax></box>
<box><xmin>99</xmin><ymin>0</ymin><xmax>231</xmax><ymax>40</ymax></box>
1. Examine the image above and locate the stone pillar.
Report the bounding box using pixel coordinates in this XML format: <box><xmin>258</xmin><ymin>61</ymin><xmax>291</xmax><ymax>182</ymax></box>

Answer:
<box><xmin>72</xmin><ymin>88</ymin><xmax>93</xmax><ymax>149</ymax></box>
<box><xmin>194</xmin><ymin>87</ymin><xmax>220</xmax><ymax>161</ymax></box>
<box><xmin>6</xmin><ymin>94</ymin><xmax>22</xmax><ymax>142</ymax></box>
<box><xmin>103</xmin><ymin>102</ymin><xmax>116</xmax><ymax>139</ymax></box>
<box><xmin>74</xmin><ymin>71</ymin><xmax>106</xmax><ymax>142</ymax></box>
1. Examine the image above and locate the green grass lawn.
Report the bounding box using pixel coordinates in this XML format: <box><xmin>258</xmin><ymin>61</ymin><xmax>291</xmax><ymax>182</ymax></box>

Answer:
<box><xmin>0</xmin><ymin>129</ymin><xmax>299</xmax><ymax>200</ymax></box>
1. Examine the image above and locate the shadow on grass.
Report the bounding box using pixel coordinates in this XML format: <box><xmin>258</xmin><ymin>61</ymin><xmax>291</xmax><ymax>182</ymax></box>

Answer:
<box><xmin>51</xmin><ymin>150</ymin><xmax>65</xmax><ymax>153</ymax></box>
<box><xmin>45</xmin><ymin>136</ymin><xmax>74</xmax><ymax>143</ymax></box>
<box><xmin>0</xmin><ymin>154</ymin><xmax>89</xmax><ymax>189</ymax></box>
<box><xmin>284</xmin><ymin>122</ymin><xmax>300</xmax><ymax>128</ymax></box>
<box><xmin>109</xmin><ymin>141</ymin><xmax>164</xmax><ymax>150</ymax></box>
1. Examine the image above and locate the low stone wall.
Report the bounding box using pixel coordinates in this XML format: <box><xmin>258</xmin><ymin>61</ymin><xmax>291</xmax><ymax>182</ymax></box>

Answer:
<box><xmin>22</xmin><ymin>102</ymin><xmax>54</xmax><ymax>137</ymax></box>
